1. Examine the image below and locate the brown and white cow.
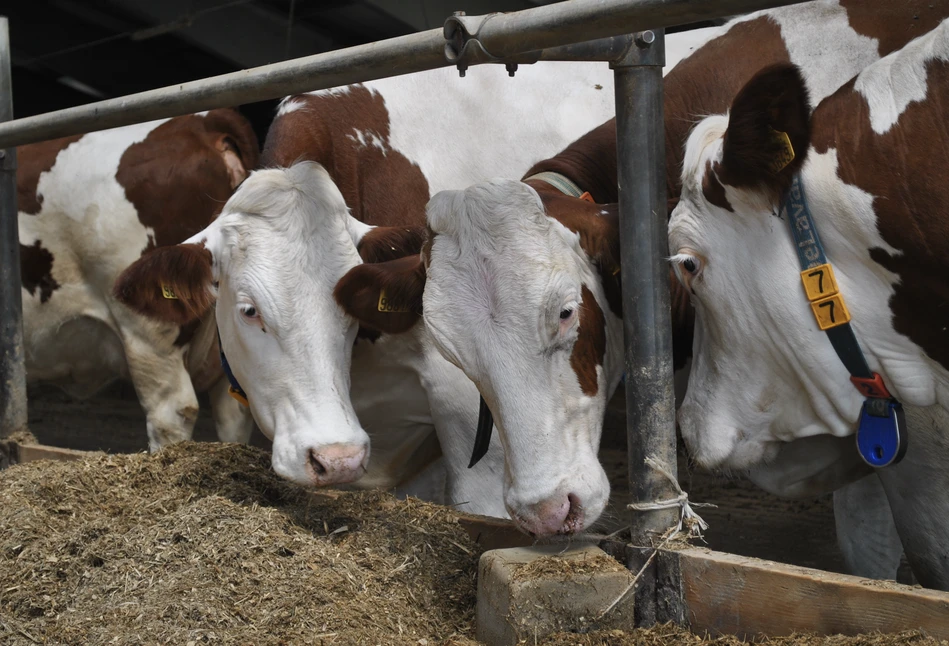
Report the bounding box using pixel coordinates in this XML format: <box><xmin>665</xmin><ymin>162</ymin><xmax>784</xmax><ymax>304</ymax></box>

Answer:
<box><xmin>337</xmin><ymin>0</ymin><xmax>949</xmax><ymax>558</ymax></box>
<box><xmin>19</xmin><ymin>109</ymin><xmax>259</xmax><ymax>451</ymax></box>
<box><xmin>669</xmin><ymin>18</ymin><xmax>949</xmax><ymax>589</ymax></box>
<box><xmin>113</xmin><ymin>62</ymin><xmax>633</xmax><ymax>517</ymax></box>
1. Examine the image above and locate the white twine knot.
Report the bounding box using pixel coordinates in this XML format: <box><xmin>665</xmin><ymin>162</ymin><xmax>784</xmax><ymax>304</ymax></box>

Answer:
<box><xmin>627</xmin><ymin>455</ymin><xmax>714</xmax><ymax>540</ymax></box>
<box><xmin>594</xmin><ymin>456</ymin><xmax>716</xmax><ymax>623</ymax></box>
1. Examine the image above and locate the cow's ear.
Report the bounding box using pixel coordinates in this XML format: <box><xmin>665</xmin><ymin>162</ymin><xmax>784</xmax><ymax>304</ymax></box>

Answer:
<box><xmin>203</xmin><ymin>108</ymin><xmax>261</xmax><ymax>186</ymax></box>
<box><xmin>334</xmin><ymin>255</ymin><xmax>425</xmax><ymax>334</ymax></box>
<box><xmin>356</xmin><ymin>225</ymin><xmax>426</xmax><ymax>264</ymax></box>
<box><xmin>543</xmin><ymin>194</ymin><xmax>621</xmax><ymax>278</ymax></box>
<box><xmin>113</xmin><ymin>243</ymin><xmax>215</xmax><ymax>326</ymax></box>
<box><xmin>720</xmin><ymin>63</ymin><xmax>811</xmax><ymax>196</ymax></box>
<box><xmin>578</xmin><ymin>204</ymin><xmax>621</xmax><ymax>278</ymax></box>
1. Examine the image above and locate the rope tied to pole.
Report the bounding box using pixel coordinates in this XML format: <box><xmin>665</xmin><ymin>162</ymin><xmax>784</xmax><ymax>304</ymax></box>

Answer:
<box><xmin>627</xmin><ymin>455</ymin><xmax>713</xmax><ymax>539</ymax></box>
<box><xmin>593</xmin><ymin>456</ymin><xmax>716</xmax><ymax>622</ymax></box>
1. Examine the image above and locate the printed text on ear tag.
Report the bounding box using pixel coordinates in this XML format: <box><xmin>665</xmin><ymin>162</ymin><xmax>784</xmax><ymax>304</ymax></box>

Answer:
<box><xmin>377</xmin><ymin>288</ymin><xmax>410</xmax><ymax>313</ymax></box>
<box><xmin>161</xmin><ymin>284</ymin><xmax>179</xmax><ymax>300</ymax></box>
<box><xmin>767</xmin><ymin>128</ymin><xmax>795</xmax><ymax>174</ymax></box>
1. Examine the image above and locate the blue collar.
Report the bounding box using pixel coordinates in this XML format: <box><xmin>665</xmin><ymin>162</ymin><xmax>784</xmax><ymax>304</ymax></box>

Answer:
<box><xmin>217</xmin><ymin>331</ymin><xmax>249</xmax><ymax>407</ymax></box>
<box><xmin>781</xmin><ymin>174</ymin><xmax>906</xmax><ymax>467</ymax></box>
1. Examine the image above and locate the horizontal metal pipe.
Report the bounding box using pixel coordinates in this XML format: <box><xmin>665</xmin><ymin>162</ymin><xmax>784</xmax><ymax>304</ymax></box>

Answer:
<box><xmin>0</xmin><ymin>29</ymin><xmax>448</xmax><ymax>148</ymax></box>
<box><xmin>0</xmin><ymin>0</ymin><xmax>808</xmax><ymax>148</ymax></box>
<box><xmin>446</xmin><ymin>0</ymin><xmax>806</xmax><ymax>62</ymax></box>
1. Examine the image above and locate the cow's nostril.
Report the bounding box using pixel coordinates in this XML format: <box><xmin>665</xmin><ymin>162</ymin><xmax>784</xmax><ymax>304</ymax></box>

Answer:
<box><xmin>563</xmin><ymin>493</ymin><xmax>584</xmax><ymax>533</ymax></box>
<box><xmin>309</xmin><ymin>450</ymin><xmax>328</xmax><ymax>477</ymax></box>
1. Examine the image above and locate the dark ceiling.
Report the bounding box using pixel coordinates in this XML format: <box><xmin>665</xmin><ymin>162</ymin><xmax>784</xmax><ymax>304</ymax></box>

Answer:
<box><xmin>6</xmin><ymin>0</ymin><xmax>726</xmax><ymax>145</ymax></box>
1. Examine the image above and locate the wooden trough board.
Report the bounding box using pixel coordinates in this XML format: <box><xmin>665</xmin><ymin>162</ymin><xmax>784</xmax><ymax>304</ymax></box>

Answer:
<box><xmin>5</xmin><ymin>441</ymin><xmax>949</xmax><ymax>640</ymax></box>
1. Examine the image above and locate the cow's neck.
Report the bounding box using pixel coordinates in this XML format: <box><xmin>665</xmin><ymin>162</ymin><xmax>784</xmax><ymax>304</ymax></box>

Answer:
<box><xmin>804</xmin><ymin>61</ymin><xmax>949</xmax><ymax>380</ymax></box>
<box><xmin>522</xmin><ymin>120</ymin><xmax>619</xmax><ymax>205</ymax></box>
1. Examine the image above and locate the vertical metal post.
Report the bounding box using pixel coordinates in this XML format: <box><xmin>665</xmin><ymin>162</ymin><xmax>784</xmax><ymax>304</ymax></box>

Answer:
<box><xmin>0</xmin><ymin>16</ymin><xmax>26</xmax><ymax>440</ymax></box>
<box><xmin>613</xmin><ymin>30</ymin><xmax>679</xmax><ymax>546</ymax></box>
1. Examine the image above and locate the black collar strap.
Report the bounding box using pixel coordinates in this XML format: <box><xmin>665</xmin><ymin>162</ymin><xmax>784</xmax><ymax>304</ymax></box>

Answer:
<box><xmin>217</xmin><ymin>331</ymin><xmax>249</xmax><ymax>407</ymax></box>
<box><xmin>780</xmin><ymin>170</ymin><xmax>906</xmax><ymax>467</ymax></box>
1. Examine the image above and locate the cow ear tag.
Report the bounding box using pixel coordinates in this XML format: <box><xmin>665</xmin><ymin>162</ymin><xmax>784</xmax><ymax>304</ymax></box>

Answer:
<box><xmin>856</xmin><ymin>398</ymin><xmax>907</xmax><ymax>467</ymax></box>
<box><xmin>767</xmin><ymin>128</ymin><xmax>795</xmax><ymax>174</ymax></box>
<box><xmin>161</xmin><ymin>284</ymin><xmax>179</xmax><ymax>300</ymax></box>
<box><xmin>377</xmin><ymin>288</ymin><xmax>410</xmax><ymax>313</ymax></box>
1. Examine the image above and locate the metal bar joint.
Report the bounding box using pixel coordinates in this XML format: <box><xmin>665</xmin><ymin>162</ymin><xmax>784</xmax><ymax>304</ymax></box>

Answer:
<box><xmin>610</xmin><ymin>30</ymin><xmax>666</xmax><ymax>68</ymax></box>
<box><xmin>444</xmin><ymin>11</ymin><xmax>540</xmax><ymax>76</ymax></box>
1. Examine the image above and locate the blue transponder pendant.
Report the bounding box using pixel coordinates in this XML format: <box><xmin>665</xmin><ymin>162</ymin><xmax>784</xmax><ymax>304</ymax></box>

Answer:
<box><xmin>856</xmin><ymin>398</ymin><xmax>907</xmax><ymax>468</ymax></box>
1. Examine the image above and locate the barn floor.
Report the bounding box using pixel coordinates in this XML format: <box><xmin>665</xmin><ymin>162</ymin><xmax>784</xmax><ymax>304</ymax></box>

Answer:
<box><xmin>22</xmin><ymin>381</ymin><xmax>868</xmax><ymax>578</ymax></box>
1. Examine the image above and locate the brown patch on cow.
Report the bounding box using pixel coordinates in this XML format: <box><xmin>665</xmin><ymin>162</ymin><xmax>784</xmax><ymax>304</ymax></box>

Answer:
<box><xmin>334</xmin><ymin>254</ymin><xmax>424</xmax><ymax>335</ymax></box>
<box><xmin>262</xmin><ymin>89</ymin><xmax>429</xmax><ymax>229</ymax></box>
<box><xmin>840</xmin><ymin>0</ymin><xmax>949</xmax><ymax>58</ymax></box>
<box><xmin>810</xmin><ymin>58</ymin><xmax>949</xmax><ymax>373</ymax></box>
<box><xmin>113</xmin><ymin>243</ymin><xmax>214</xmax><ymax>327</ymax></box>
<box><xmin>570</xmin><ymin>285</ymin><xmax>607</xmax><ymax>397</ymax></box>
<box><xmin>20</xmin><ymin>240</ymin><xmax>60</xmax><ymax>303</ymax></box>
<box><xmin>17</xmin><ymin>134</ymin><xmax>84</xmax><ymax>215</ymax></box>
<box><xmin>356</xmin><ymin>225</ymin><xmax>426</xmax><ymax>264</ymax></box>
<box><xmin>116</xmin><ymin>109</ymin><xmax>259</xmax><ymax>250</ymax></box>
<box><xmin>702</xmin><ymin>160</ymin><xmax>734</xmax><ymax>212</ymax></box>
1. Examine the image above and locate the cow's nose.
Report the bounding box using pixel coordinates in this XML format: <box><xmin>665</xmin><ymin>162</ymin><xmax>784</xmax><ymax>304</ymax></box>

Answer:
<box><xmin>307</xmin><ymin>443</ymin><xmax>368</xmax><ymax>486</ymax></box>
<box><xmin>515</xmin><ymin>492</ymin><xmax>585</xmax><ymax>537</ymax></box>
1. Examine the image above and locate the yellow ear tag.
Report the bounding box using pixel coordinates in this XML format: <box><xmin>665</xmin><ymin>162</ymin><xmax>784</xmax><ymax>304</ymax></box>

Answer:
<box><xmin>161</xmin><ymin>284</ymin><xmax>179</xmax><ymax>300</ymax></box>
<box><xmin>377</xmin><ymin>288</ymin><xmax>410</xmax><ymax>313</ymax></box>
<box><xmin>768</xmin><ymin>128</ymin><xmax>795</xmax><ymax>173</ymax></box>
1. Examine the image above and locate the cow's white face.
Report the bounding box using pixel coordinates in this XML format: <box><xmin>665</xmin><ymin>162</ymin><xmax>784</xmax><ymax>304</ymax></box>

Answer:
<box><xmin>668</xmin><ymin>115</ymin><xmax>856</xmax><ymax>471</ymax></box>
<box><xmin>665</xmin><ymin>61</ymin><xmax>932</xmax><ymax>476</ymax></box>
<box><xmin>422</xmin><ymin>179</ymin><xmax>622</xmax><ymax>536</ymax></box>
<box><xmin>186</xmin><ymin>163</ymin><xmax>372</xmax><ymax>485</ymax></box>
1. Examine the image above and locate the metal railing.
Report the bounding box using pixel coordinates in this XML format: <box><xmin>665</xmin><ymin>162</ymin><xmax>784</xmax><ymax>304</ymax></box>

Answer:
<box><xmin>0</xmin><ymin>0</ymin><xmax>808</xmax><ymax>623</ymax></box>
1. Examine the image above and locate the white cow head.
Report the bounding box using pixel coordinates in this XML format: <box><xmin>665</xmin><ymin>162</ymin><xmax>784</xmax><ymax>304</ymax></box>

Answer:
<box><xmin>114</xmin><ymin>161</ymin><xmax>421</xmax><ymax>487</ymax></box>
<box><xmin>336</xmin><ymin>178</ymin><xmax>623</xmax><ymax>536</ymax></box>
<box><xmin>668</xmin><ymin>62</ymin><xmax>905</xmax><ymax>472</ymax></box>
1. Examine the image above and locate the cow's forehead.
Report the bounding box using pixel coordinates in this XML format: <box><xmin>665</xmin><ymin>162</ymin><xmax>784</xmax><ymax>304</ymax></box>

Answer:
<box><xmin>430</xmin><ymin>219</ymin><xmax>581</xmax><ymax>301</ymax></box>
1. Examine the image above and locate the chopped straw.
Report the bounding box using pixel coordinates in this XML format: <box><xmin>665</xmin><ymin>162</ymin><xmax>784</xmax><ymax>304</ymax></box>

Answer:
<box><xmin>0</xmin><ymin>442</ymin><xmax>943</xmax><ymax>646</ymax></box>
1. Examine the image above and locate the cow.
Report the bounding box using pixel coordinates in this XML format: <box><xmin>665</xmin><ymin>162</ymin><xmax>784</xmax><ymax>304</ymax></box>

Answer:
<box><xmin>112</xmin><ymin>62</ymin><xmax>625</xmax><ymax>517</ymax></box>
<box><xmin>19</xmin><ymin>109</ymin><xmax>259</xmax><ymax>451</ymax></box>
<box><xmin>335</xmin><ymin>0</ymin><xmax>949</xmax><ymax>571</ymax></box>
<box><xmin>667</xmin><ymin>17</ymin><xmax>949</xmax><ymax>589</ymax></box>
<box><xmin>110</xmin><ymin>30</ymin><xmax>720</xmax><ymax>516</ymax></box>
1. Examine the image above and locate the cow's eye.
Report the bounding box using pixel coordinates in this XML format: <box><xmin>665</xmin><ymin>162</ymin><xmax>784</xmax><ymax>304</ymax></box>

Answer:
<box><xmin>559</xmin><ymin>308</ymin><xmax>573</xmax><ymax>321</ymax></box>
<box><xmin>671</xmin><ymin>251</ymin><xmax>703</xmax><ymax>290</ymax></box>
<box><xmin>240</xmin><ymin>305</ymin><xmax>259</xmax><ymax>319</ymax></box>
